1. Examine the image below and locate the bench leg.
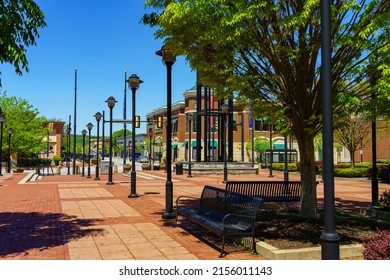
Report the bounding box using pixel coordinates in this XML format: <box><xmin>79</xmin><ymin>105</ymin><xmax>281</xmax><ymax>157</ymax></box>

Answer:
<box><xmin>219</xmin><ymin>235</ymin><xmax>226</xmax><ymax>258</ymax></box>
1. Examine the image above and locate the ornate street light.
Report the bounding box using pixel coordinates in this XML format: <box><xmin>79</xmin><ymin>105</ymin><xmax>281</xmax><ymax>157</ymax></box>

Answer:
<box><xmin>221</xmin><ymin>104</ymin><xmax>228</xmax><ymax>183</ymax></box>
<box><xmin>127</xmin><ymin>74</ymin><xmax>143</xmax><ymax>198</ymax></box>
<box><xmin>0</xmin><ymin>109</ymin><xmax>4</xmax><ymax>176</ymax></box>
<box><xmin>81</xmin><ymin>129</ymin><xmax>87</xmax><ymax>177</ymax></box>
<box><xmin>7</xmin><ymin>128</ymin><xmax>13</xmax><ymax>173</ymax></box>
<box><xmin>94</xmin><ymin>112</ymin><xmax>102</xmax><ymax>180</ymax></box>
<box><xmin>156</xmin><ymin>45</ymin><xmax>176</xmax><ymax>219</ymax></box>
<box><xmin>148</xmin><ymin>123</ymin><xmax>154</xmax><ymax>171</ymax></box>
<box><xmin>187</xmin><ymin>113</ymin><xmax>193</xmax><ymax>178</ymax></box>
<box><xmin>86</xmin><ymin>122</ymin><xmax>94</xmax><ymax>178</ymax></box>
<box><xmin>106</xmin><ymin>96</ymin><xmax>117</xmax><ymax>185</ymax></box>
<box><xmin>66</xmin><ymin>124</ymin><xmax>71</xmax><ymax>175</ymax></box>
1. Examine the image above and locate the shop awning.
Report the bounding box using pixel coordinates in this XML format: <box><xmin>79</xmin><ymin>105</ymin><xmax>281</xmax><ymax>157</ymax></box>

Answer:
<box><xmin>172</xmin><ymin>144</ymin><xmax>178</xmax><ymax>149</ymax></box>
<box><xmin>273</xmin><ymin>144</ymin><xmax>285</xmax><ymax>149</ymax></box>
<box><xmin>181</xmin><ymin>140</ymin><xmax>188</xmax><ymax>147</ymax></box>
<box><xmin>191</xmin><ymin>140</ymin><xmax>197</xmax><ymax>147</ymax></box>
<box><xmin>209</xmin><ymin>140</ymin><xmax>218</xmax><ymax>148</ymax></box>
<box><xmin>171</xmin><ymin>119</ymin><xmax>177</xmax><ymax>124</ymax></box>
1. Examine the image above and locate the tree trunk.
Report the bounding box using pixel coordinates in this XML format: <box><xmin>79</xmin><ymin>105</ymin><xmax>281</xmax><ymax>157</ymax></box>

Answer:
<box><xmin>350</xmin><ymin>149</ymin><xmax>355</xmax><ymax>168</ymax></box>
<box><xmin>296</xmin><ymin>131</ymin><xmax>318</xmax><ymax>219</ymax></box>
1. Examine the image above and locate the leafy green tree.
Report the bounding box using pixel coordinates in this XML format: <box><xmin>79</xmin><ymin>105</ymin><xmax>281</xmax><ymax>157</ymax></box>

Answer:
<box><xmin>144</xmin><ymin>0</ymin><xmax>390</xmax><ymax>219</ymax></box>
<box><xmin>335</xmin><ymin>115</ymin><xmax>371</xmax><ymax>168</ymax></box>
<box><xmin>0</xmin><ymin>91</ymin><xmax>47</xmax><ymax>160</ymax></box>
<box><xmin>0</xmin><ymin>0</ymin><xmax>46</xmax><ymax>84</ymax></box>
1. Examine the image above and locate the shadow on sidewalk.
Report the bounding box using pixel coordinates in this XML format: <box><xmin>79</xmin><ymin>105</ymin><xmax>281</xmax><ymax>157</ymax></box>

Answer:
<box><xmin>0</xmin><ymin>212</ymin><xmax>102</xmax><ymax>257</ymax></box>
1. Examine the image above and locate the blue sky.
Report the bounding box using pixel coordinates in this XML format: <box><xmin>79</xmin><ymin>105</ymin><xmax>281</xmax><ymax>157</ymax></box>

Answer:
<box><xmin>1</xmin><ymin>0</ymin><xmax>196</xmax><ymax>134</ymax></box>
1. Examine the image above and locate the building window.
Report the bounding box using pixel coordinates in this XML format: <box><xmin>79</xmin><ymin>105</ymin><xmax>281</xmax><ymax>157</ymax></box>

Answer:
<box><xmin>172</xmin><ymin>119</ymin><xmax>178</xmax><ymax>134</ymax></box>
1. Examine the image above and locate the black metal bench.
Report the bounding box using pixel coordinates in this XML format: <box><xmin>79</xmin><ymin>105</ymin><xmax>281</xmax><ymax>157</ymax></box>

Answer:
<box><xmin>225</xmin><ymin>180</ymin><xmax>302</xmax><ymax>202</ymax></box>
<box><xmin>175</xmin><ymin>185</ymin><xmax>262</xmax><ymax>257</ymax></box>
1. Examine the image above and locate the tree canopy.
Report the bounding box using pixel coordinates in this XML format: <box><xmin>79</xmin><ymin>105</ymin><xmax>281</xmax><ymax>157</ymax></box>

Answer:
<box><xmin>0</xmin><ymin>0</ymin><xmax>46</xmax><ymax>84</ymax></box>
<box><xmin>144</xmin><ymin>0</ymin><xmax>390</xmax><ymax>219</ymax></box>
<box><xmin>0</xmin><ymin>91</ymin><xmax>47</xmax><ymax>158</ymax></box>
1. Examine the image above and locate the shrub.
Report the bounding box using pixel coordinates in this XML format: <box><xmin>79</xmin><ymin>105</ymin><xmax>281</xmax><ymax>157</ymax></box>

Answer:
<box><xmin>378</xmin><ymin>190</ymin><xmax>390</xmax><ymax>210</ymax></box>
<box><xmin>53</xmin><ymin>155</ymin><xmax>62</xmax><ymax>166</ymax></box>
<box><xmin>333</xmin><ymin>167</ymin><xmax>368</xmax><ymax>178</ymax></box>
<box><xmin>271</xmin><ymin>163</ymin><xmax>299</xmax><ymax>172</ymax></box>
<box><xmin>17</xmin><ymin>158</ymin><xmax>52</xmax><ymax>167</ymax></box>
<box><xmin>363</xmin><ymin>230</ymin><xmax>390</xmax><ymax>260</ymax></box>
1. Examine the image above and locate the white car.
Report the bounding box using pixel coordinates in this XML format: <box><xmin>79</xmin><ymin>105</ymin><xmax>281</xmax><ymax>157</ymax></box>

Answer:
<box><xmin>138</xmin><ymin>156</ymin><xmax>149</xmax><ymax>163</ymax></box>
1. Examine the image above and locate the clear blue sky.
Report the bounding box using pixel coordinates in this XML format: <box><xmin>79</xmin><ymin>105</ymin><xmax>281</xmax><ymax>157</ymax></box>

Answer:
<box><xmin>1</xmin><ymin>0</ymin><xmax>196</xmax><ymax>134</ymax></box>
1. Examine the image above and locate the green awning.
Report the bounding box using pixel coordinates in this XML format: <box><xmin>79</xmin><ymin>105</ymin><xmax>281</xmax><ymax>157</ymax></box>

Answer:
<box><xmin>148</xmin><ymin>125</ymin><xmax>153</xmax><ymax>129</ymax></box>
<box><xmin>171</xmin><ymin>119</ymin><xmax>177</xmax><ymax>124</ymax></box>
<box><xmin>191</xmin><ymin>140</ymin><xmax>197</xmax><ymax>147</ymax></box>
<box><xmin>181</xmin><ymin>140</ymin><xmax>188</xmax><ymax>147</ymax></box>
<box><xmin>274</xmin><ymin>144</ymin><xmax>285</xmax><ymax>149</ymax></box>
<box><xmin>172</xmin><ymin>144</ymin><xmax>178</xmax><ymax>149</ymax></box>
<box><xmin>233</xmin><ymin>116</ymin><xmax>237</xmax><ymax>121</ymax></box>
<box><xmin>209</xmin><ymin>140</ymin><xmax>218</xmax><ymax>147</ymax></box>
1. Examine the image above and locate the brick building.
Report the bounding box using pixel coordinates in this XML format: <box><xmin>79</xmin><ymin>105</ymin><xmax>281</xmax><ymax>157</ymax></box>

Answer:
<box><xmin>145</xmin><ymin>86</ymin><xmax>297</xmax><ymax>163</ymax></box>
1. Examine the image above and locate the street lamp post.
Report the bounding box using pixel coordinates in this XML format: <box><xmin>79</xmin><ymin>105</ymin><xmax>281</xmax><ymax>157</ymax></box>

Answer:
<box><xmin>86</xmin><ymin>122</ymin><xmax>93</xmax><ymax>178</ymax></box>
<box><xmin>221</xmin><ymin>104</ymin><xmax>228</xmax><ymax>183</ymax></box>
<box><xmin>187</xmin><ymin>113</ymin><xmax>193</xmax><ymax>178</ymax></box>
<box><xmin>0</xmin><ymin>109</ymin><xmax>4</xmax><ymax>176</ymax></box>
<box><xmin>156</xmin><ymin>45</ymin><xmax>177</xmax><ymax>219</ymax></box>
<box><xmin>148</xmin><ymin>124</ymin><xmax>153</xmax><ymax>171</ymax></box>
<box><xmin>320</xmin><ymin>0</ymin><xmax>340</xmax><ymax>259</ymax></box>
<box><xmin>66</xmin><ymin>124</ymin><xmax>71</xmax><ymax>175</ymax></box>
<box><xmin>94</xmin><ymin>112</ymin><xmax>102</xmax><ymax>180</ymax></box>
<box><xmin>106</xmin><ymin>96</ymin><xmax>117</xmax><ymax>185</ymax></box>
<box><xmin>7</xmin><ymin>128</ymin><xmax>13</xmax><ymax>173</ymax></box>
<box><xmin>127</xmin><ymin>74</ymin><xmax>143</xmax><ymax>198</ymax></box>
<box><xmin>81</xmin><ymin>129</ymin><xmax>87</xmax><ymax>177</ymax></box>
<box><xmin>269</xmin><ymin>122</ymin><xmax>274</xmax><ymax>177</ymax></box>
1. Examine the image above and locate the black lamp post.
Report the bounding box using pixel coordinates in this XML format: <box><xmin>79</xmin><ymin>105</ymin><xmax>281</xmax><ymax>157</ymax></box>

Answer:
<box><xmin>320</xmin><ymin>0</ymin><xmax>340</xmax><ymax>259</ymax></box>
<box><xmin>94</xmin><ymin>112</ymin><xmax>102</xmax><ymax>180</ymax></box>
<box><xmin>148</xmin><ymin>125</ymin><xmax>153</xmax><ymax>171</ymax></box>
<box><xmin>127</xmin><ymin>74</ymin><xmax>143</xmax><ymax>198</ymax></box>
<box><xmin>7</xmin><ymin>128</ymin><xmax>13</xmax><ymax>173</ymax></box>
<box><xmin>66</xmin><ymin>124</ymin><xmax>71</xmax><ymax>175</ymax></box>
<box><xmin>123</xmin><ymin>71</ymin><xmax>128</xmax><ymax>165</ymax></box>
<box><xmin>221</xmin><ymin>104</ymin><xmax>228</xmax><ymax>183</ymax></box>
<box><xmin>106</xmin><ymin>96</ymin><xmax>117</xmax><ymax>185</ymax></box>
<box><xmin>81</xmin><ymin>129</ymin><xmax>87</xmax><ymax>177</ymax></box>
<box><xmin>86</xmin><ymin>122</ymin><xmax>93</xmax><ymax>178</ymax></box>
<box><xmin>187</xmin><ymin>113</ymin><xmax>193</xmax><ymax>178</ymax></box>
<box><xmin>251</xmin><ymin>118</ymin><xmax>255</xmax><ymax>168</ymax></box>
<box><xmin>269</xmin><ymin>122</ymin><xmax>274</xmax><ymax>177</ymax></box>
<box><xmin>0</xmin><ymin>110</ymin><xmax>4</xmax><ymax>176</ymax></box>
<box><xmin>156</xmin><ymin>45</ymin><xmax>177</xmax><ymax>219</ymax></box>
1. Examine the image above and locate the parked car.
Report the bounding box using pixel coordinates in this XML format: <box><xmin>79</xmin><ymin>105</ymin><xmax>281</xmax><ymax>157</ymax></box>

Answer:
<box><xmin>138</xmin><ymin>155</ymin><xmax>149</xmax><ymax>163</ymax></box>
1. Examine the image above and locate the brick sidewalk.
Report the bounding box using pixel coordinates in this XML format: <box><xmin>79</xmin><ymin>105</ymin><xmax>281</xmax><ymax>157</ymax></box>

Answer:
<box><xmin>0</xmin><ymin>168</ymin><xmax>389</xmax><ymax>260</ymax></box>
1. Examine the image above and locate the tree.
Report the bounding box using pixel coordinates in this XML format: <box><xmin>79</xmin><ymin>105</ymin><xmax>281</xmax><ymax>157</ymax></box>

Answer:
<box><xmin>335</xmin><ymin>115</ymin><xmax>371</xmax><ymax>168</ymax></box>
<box><xmin>0</xmin><ymin>91</ymin><xmax>47</xmax><ymax>159</ymax></box>
<box><xmin>0</xmin><ymin>0</ymin><xmax>46</xmax><ymax>84</ymax></box>
<box><xmin>144</xmin><ymin>0</ymin><xmax>390</xmax><ymax>219</ymax></box>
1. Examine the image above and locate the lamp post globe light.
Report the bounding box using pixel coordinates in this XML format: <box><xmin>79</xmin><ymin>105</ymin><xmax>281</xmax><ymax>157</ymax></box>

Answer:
<box><xmin>0</xmin><ymin>110</ymin><xmax>4</xmax><ymax>176</ymax></box>
<box><xmin>221</xmin><ymin>104</ymin><xmax>229</xmax><ymax>183</ymax></box>
<box><xmin>81</xmin><ymin>129</ymin><xmax>87</xmax><ymax>177</ymax></box>
<box><xmin>106</xmin><ymin>96</ymin><xmax>117</xmax><ymax>185</ymax></box>
<box><xmin>156</xmin><ymin>45</ymin><xmax>177</xmax><ymax>219</ymax></box>
<box><xmin>94</xmin><ymin>112</ymin><xmax>102</xmax><ymax>180</ymax></box>
<box><xmin>187</xmin><ymin>113</ymin><xmax>193</xmax><ymax>178</ymax></box>
<box><xmin>7</xmin><ymin>128</ymin><xmax>13</xmax><ymax>173</ymax></box>
<box><xmin>127</xmin><ymin>74</ymin><xmax>143</xmax><ymax>198</ymax></box>
<box><xmin>86</xmin><ymin>122</ymin><xmax>94</xmax><ymax>178</ymax></box>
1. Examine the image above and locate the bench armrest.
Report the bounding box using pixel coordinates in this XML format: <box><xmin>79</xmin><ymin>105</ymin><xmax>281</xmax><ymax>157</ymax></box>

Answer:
<box><xmin>221</xmin><ymin>213</ymin><xmax>256</xmax><ymax>230</ymax></box>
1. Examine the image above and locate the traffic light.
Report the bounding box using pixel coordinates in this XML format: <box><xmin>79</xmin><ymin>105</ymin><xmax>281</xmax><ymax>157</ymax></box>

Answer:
<box><xmin>135</xmin><ymin>115</ymin><xmax>140</xmax><ymax>128</ymax></box>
